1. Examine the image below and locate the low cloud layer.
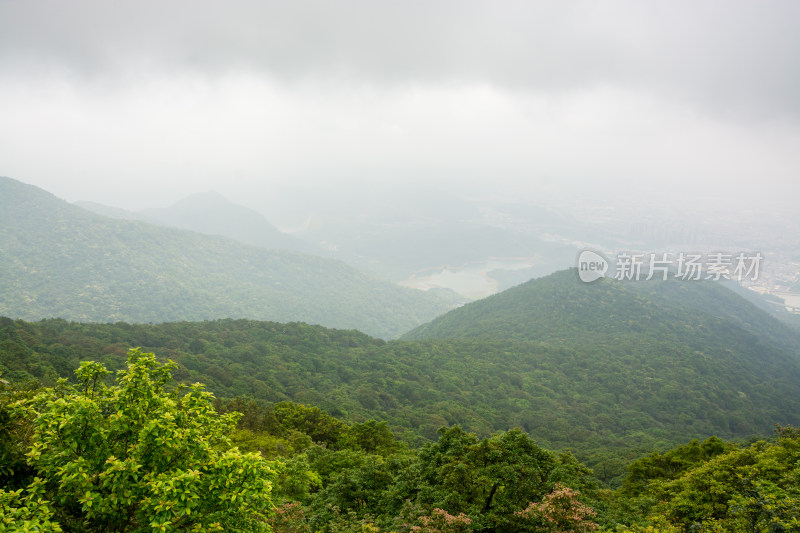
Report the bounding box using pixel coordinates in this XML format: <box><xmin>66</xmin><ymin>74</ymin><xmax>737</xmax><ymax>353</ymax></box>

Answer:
<box><xmin>1</xmin><ymin>0</ymin><xmax>797</xmax><ymax>212</ymax></box>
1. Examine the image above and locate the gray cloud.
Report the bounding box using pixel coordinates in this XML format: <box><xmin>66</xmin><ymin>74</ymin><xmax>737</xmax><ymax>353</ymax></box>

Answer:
<box><xmin>1</xmin><ymin>0</ymin><xmax>798</xmax><ymax>123</ymax></box>
<box><xmin>0</xmin><ymin>0</ymin><xmax>797</xmax><ymax>217</ymax></box>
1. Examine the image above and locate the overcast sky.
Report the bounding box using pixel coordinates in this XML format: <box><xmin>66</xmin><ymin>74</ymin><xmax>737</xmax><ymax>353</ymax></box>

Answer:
<box><xmin>0</xmin><ymin>0</ymin><xmax>798</xmax><ymax>217</ymax></box>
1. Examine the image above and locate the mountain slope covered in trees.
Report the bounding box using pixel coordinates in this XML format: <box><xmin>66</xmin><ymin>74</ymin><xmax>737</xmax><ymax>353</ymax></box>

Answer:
<box><xmin>2</xmin><ymin>299</ymin><xmax>799</xmax><ymax>484</ymax></box>
<box><xmin>0</xmin><ymin>176</ymin><xmax>457</xmax><ymax>338</ymax></box>
<box><xmin>4</xmin><ymin>348</ymin><xmax>799</xmax><ymax>532</ymax></box>
<box><xmin>403</xmin><ymin>269</ymin><xmax>800</xmax><ymax>351</ymax></box>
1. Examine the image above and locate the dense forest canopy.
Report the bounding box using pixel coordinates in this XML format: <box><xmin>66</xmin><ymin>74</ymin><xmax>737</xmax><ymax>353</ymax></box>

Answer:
<box><xmin>1</xmin><ymin>295</ymin><xmax>799</xmax><ymax>488</ymax></box>
<box><xmin>2</xmin><ymin>351</ymin><xmax>799</xmax><ymax>532</ymax></box>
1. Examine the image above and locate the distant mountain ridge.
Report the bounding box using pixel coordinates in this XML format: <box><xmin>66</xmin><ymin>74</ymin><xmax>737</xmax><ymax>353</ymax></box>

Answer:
<box><xmin>76</xmin><ymin>191</ymin><xmax>314</xmax><ymax>253</ymax></box>
<box><xmin>0</xmin><ymin>176</ymin><xmax>457</xmax><ymax>338</ymax></box>
<box><xmin>73</xmin><ymin>201</ymin><xmax>158</xmax><ymax>223</ymax></box>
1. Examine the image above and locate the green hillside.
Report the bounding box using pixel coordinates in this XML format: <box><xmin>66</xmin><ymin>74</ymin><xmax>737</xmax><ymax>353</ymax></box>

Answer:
<box><xmin>402</xmin><ymin>268</ymin><xmax>800</xmax><ymax>350</ymax></box>
<box><xmin>0</xmin><ymin>176</ymin><xmax>458</xmax><ymax>338</ymax></box>
<box><xmin>3</xmin><ymin>345</ymin><xmax>799</xmax><ymax>532</ymax></box>
<box><xmin>2</xmin><ymin>309</ymin><xmax>799</xmax><ymax>483</ymax></box>
<box><xmin>3</xmin><ymin>177</ymin><xmax>799</xmax><ymax>484</ymax></box>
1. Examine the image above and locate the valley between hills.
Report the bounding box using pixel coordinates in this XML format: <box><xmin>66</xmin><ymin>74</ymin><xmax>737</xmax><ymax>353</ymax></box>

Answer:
<box><xmin>2</xmin><ymin>176</ymin><xmax>800</xmax><ymax>532</ymax></box>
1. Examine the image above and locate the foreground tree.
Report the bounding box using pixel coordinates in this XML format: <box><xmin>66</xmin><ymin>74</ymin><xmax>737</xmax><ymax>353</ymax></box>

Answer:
<box><xmin>616</xmin><ymin>426</ymin><xmax>800</xmax><ymax>532</ymax></box>
<box><xmin>392</xmin><ymin>426</ymin><xmax>596</xmax><ymax>531</ymax></box>
<box><xmin>1</xmin><ymin>349</ymin><xmax>276</xmax><ymax>532</ymax></box>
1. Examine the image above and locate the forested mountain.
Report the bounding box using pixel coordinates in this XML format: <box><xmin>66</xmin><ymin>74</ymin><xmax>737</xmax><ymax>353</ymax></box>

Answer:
<box><xmin>0</xmin><ymin>176</ymin><xmax>458</xmax><ymax>338</ymax></box>
<box><xmin>141</xmin><ymin>191</ymin><xmax>315</xmax><ymax>253</ymax></box>
<box><xmin>78</xmin><ymin>192</ymin><xmax>334</xmax><ymax>258</ymax></box>
<box><xmin>3</xmin><ymin>176</ymin><xmax>799</xmax><ymax>523</ymax></box>
<box><xmin>78</xmin><ymin>192</ymin><xmax>319</xmax><ymax>254</ymax></box>
<box><xmin>402</xmin><ymin>269</ymin><xmax>800</xmax><ymax>352</ymax></box>
<box><xmin>4</xmin><ymin>346</ymin><xmax>799</xmax><ymax>532</ymax></box>
<box><xmin>399</xmin><ymin>271</ymin><xmax>800</xmax><ymax>445</ymax></box>
<box><xmin>626</xmin><ymin>277</ymin><xmax>800</xmax><ymax>355</ymax></box>
<box><xmin>2</xmin><ymin>306</ymin><xmax>799</xmax><ymax>484</ymax></box>
<box><xmin>2</xmin><ymin>254</ymin><xmax>800</xmax><ymax>527</ymax></box>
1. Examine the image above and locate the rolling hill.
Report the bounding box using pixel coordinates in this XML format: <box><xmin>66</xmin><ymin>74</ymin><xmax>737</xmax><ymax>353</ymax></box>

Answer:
<box><xmin>3</xmin><ymin>177</ymin><xmax>799</xmax><ymax>482</ymax></box>
<box><xmin>403</xmin><ymin>268</ymin><xmax>800</xmax><ymax>351</ymax></box>
<box><xmin>2</xmin><ymin>266</ymin><xmax>799</xmax><ymax>481</ymax></box>
<box><xmin>398</xmin><ymin>269</ymin><xmax>800</xmax><ymax>455</ymax></box>
<box><xmin>0</xmin><ymin>176</ymin><xmax>458</xmax><ymax>338</ymax></box>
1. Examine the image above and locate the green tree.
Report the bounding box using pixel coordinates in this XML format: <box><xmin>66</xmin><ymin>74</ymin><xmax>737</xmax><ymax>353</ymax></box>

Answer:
<box><xmin>272</xmin><ymin>402</ymin><xmax>349</xmax><ymax>448</ymax></box>
<box><xmin>0</xmin><ymin>372</ymin><xmax>37</xmax><ymax>491</ymax></box>
<box><xmin>0</xmin><ymin>484</ymin><xmax>63</xmax><ymax>532</ymax></box>
<box><xmin>622</xmin><ymin>436</ymin><xmax>731</xmax><ymax>496</ymax></box>
<box><xmin>629</xmin><ymin>427</ymin><xmax>800</xmax><ymax>532</ymax></box>
<box><xmin>404</xmin><ymin>427</ymin><xmax>568</xmax><ymax>530</ymax></box>
<box><xmin>2</xmin><ymin>349</ymin><xmax>276</xmax><ymax>532</ymax></box>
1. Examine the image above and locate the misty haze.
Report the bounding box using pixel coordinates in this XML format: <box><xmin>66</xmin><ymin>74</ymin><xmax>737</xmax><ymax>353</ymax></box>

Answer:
<box><xmin>1</xmin><ymin>1</ymin><xmax>799</xmax><ymax>531</ymax></box>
